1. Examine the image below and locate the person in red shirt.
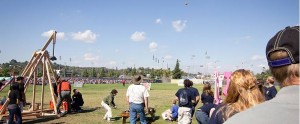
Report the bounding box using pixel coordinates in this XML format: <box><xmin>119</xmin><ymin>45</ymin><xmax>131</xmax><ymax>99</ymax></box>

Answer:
<box><xmin>55</xmin><ymin>77</ymin><xmax>71</xmax><ymax>114</ymax></box>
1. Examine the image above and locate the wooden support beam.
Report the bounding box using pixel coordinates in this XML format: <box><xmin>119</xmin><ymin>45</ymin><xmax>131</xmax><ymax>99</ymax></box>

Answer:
<box><xmin>41</xmin><ymin>57</ymin><xmax>46</xmax><ymax>115</ymax></box>
<box><xmin>24</xmin><ymin>51</ymin><xmax>46</xmax><ymax>93</ymax></box>
<box><xmin>31</xmin><ymin>70</ymin><xmax>37</xmax><ymax>111</ymax></box>
<box><xmin>46</xmin><ymin>60</ymin><xmax>57</xmax><ymax>114</ymax></box>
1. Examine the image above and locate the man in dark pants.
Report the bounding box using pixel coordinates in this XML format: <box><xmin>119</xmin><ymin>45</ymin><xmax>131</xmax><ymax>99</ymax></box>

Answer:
<box><xmin>71</xmin><ymin>89</ymin><xmax>84</xmax><ymax>112</ymax></box>
<box><xmin>16</xmin><ymin>76</ymin><xmax>26</xmax><ymax>112</ymax></box>
<box><xmin>7</xmin><ymin>83</ymin><xmax>22</xmax><ymax>124</ymax></box>
<box><xmin>56</xmin><ymin>78</ymin><xmax>72</xmax><ymax>114</ymax></box>
<box><xmin>8</xmin><ymin>77</ymin><xmax>26</xmax><ymax>112</ymax></box>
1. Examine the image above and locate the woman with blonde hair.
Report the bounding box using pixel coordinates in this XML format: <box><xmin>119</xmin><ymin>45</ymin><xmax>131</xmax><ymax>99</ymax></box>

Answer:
<box><xmin>209</xmin><ymin>69</ymin><xmax>265</xmax><ymax>124</ymax></box>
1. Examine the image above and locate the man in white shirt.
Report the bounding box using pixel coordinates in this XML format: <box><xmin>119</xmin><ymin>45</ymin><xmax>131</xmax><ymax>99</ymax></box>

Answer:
<box><xmin>126</xmin><ymin>75</ymin><xmax>150</xmax><ymax>124</ymax></box>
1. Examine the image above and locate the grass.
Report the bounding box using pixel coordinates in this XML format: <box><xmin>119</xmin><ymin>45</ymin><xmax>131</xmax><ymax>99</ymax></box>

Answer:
<box><xmin>0</xmin><ymin>83</ymin><xmax>205</xmax><ymax>124</ymax></box>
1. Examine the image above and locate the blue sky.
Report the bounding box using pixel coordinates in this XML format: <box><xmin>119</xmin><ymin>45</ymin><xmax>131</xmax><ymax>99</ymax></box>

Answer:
<box><xmin>0</xmin><ymin>0</ymin><xmax>298</xmax><ymax>74</ymax></box>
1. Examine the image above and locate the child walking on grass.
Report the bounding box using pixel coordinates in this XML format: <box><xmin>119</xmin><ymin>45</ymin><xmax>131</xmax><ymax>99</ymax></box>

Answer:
<box><xmin>101</xmin><ymin>89</ymin><xmax>118</xmax><ymax>122</ymax></box>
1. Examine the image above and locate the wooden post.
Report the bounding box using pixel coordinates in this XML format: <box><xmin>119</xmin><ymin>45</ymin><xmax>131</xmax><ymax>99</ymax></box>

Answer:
<box><xmin>31</xmin><ymin>69</ymin><xmax>37</xmax><ymax>111</ymax></box>
<box><xmin>46</xmin><ymin>60</ymin><xmax>57</xmax><ymax>114</ymax></box>
<box><xmin>41</xmin><ymin>57</ymin><xmax>46</xmax><ymax>115</ymax></box>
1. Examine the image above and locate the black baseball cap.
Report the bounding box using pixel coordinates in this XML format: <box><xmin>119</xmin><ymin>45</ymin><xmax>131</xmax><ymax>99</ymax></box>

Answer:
<box><xmin>266</xmin><ymin>26</ymin><xmax>299</xmax><ymax>67</ymax></box>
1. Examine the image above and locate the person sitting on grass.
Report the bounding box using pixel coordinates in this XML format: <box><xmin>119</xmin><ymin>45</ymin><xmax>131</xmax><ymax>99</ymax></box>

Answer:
<box><xmin>174</xmin><ymin>79</ymin><xmax>195</xmax><ymax>124</ymax></box>
<box><xmin>162</xmin><ymin>102</ymin><xmax>179</xmax><ymax>121</ymax></box>
<box><xmin>101</xmin><ymin>89</ymin><xmax>118</xmax><ymax>122</ymax></box>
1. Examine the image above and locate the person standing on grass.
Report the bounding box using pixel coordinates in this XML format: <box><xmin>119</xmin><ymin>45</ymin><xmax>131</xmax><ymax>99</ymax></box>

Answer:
<box><xmin>101</xmin><ymin>89</ymin><xmax>118</xmax><ymax>122</ymax></box>
<box><xmin>56</xmin><ymin>78</ymin><xmax>72</xmax><ymax>114</ymax></box>
<box><xmin>7</xmin><ymin>83</ymin><xmax>22</xmax><ymax>124</ymax></box>
<box><xmin>122</xmin><ymin>79</ymin><xmax>126</xmax><ymax>87</ymax></box>
<box><xmin>264</xmin><ymin>76</ymin><xmax>277</xmax><ymax>100</ymax></box>
<box><xmin>8</xmin><ymin>76</ymin><xmax>26</xmax><ymax>112</ymax></box>
<box><xmin>16</xmin><ymin>76</ymin><xmax>26</xmax><ymax>112</ymax></box>
<box><xmin>126</xmin><ymin>75</ymin><xmax>149</xmax><ymax>124</ymax></box>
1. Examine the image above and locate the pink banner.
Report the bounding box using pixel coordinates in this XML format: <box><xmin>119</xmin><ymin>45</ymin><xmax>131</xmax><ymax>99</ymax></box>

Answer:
<box><xmin>223</xmin><ymin>72</ymin><xmax>232</xmax><ymax>96</ymax></box>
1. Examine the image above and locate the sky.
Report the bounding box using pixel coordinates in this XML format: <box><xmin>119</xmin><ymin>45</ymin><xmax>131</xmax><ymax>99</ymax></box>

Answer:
<box><xmin>0</xmin><ymin>0</ymin><xmax>298</xmax><ymax>74</ymax></box>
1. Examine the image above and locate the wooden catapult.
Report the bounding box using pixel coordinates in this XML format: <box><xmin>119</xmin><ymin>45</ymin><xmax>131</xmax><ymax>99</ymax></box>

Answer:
<box><xmin>0</xmin><ymin>31</ymin><xmax>60</xmax><ymax>120</ymax></box>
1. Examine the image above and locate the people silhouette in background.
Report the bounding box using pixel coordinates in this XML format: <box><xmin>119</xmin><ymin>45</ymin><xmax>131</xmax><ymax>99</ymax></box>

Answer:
<box><xmin>264</xmin><ymin>76</ymin><xmax>277</xmax><ymax>100</ymax></box>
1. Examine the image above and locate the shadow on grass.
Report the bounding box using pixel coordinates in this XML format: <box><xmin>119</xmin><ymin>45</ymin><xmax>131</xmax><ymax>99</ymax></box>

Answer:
<box><xmin>23</xmin><ymin>116</ymin><xmax>62</xmax><ymax>124</ymax></box>
<box><xmin>23</xmin><ymin>107</ymin><xmax>99</xmax><ymax>124</ymax></box>
<box><xmin>69</xmin><ymin>107</ymin><xmax>98</xmax><ymax>114</ymax></box>
<box><xmin>121</xmin><ymin>115</ymin><xmax>161</xmax><ymax>124</ymax></box>
<box><xmin>146</xmin><ymin>116</ymin><xmax>160</xmax><ymax>124</ymax></box>
<box><xmin>111</xmin><ymin>116</ymin><xmax>123</xmax><ymax>121</ymax></box>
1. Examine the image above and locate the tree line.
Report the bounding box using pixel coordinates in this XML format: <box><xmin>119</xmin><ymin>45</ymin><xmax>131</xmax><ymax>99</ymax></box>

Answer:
<box><xmin>0</xmin><ymin>59</ymin><xmax>271</xmax><ymax>80</ymax></box>
<box><xmin>0</xmin><ymin>59</ymin><xmax>188</xmax><ymax>79</ymax></box>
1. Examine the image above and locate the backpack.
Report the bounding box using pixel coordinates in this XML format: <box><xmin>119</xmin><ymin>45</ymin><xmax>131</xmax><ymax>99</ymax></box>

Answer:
<box><xmin>179</xmin><ymin>89</ymin><xmax>189</xmax><ymax>106</ymax></box>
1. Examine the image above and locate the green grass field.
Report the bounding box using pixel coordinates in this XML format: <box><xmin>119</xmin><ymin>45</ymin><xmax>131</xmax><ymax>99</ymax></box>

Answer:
<box><xmin>0</xmin><ymin>83</ymin><xmax>205</xmax><ymax>124</ymax></box>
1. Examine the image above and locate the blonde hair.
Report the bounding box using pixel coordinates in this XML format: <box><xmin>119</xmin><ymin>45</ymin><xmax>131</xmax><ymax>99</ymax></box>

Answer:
<box><xmin>221</xmin><ymin>69</ymin><xmax>265</xmax><ymax>120</ymax></box>
<box><xmin>266</xmin><ymin>76</ymin><xmax>275</xmax><ymax>84</ymax></box>
<box><xmin>269</xmin><ymin>50</ymin><xmax>299</xmax><ymax>87</ymax></box>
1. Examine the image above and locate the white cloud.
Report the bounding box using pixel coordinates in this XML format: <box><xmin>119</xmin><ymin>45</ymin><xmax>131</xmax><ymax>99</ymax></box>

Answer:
<box><xmin>155</xmin><ymin>18</ymin><xmax>162</xmax><ymax>24</ymax></box>
<box><xmin>172</xmin><ymin>20</ymin><xmax>187</xmax><ymax>32</ymax></box>
<box><xmin>42</xmin><ymin>30</ymin><xmax>65</xmax><ymax>40</ymax></box>
<box><xmin>71</xmin><ymin>30</ymin><xmax>96</xmax><ymax>43</ymax></box>
<box><xmin>164</xmin><ymin>55</ymin><xmax>172</xmax><ymax>60</ymax></box>
<box><xmin>251</xmin><ymin>55</ymin><xmax>265</xmax><ymax>60</ymax></box>
<box><xmin>131</xmin><ymin>31</ymin><xmax>146</xmax><ymax>42</ymax></box>
<box><xmin>83</xmin><ymin>53</ymin><xmax>99</xmax><ymax>61</ymax></box>
<box><xmin>149</xmin><ymin>42</ymin><xmax>158</xmax><ymax>52</ymax></box>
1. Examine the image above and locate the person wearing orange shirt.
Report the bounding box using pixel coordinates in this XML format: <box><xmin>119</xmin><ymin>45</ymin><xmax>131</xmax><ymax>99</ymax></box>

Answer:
<box><xmin>56</xmin><ymin>78</ymin><xmax>71</xmax><ymax>114</ymax></box>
